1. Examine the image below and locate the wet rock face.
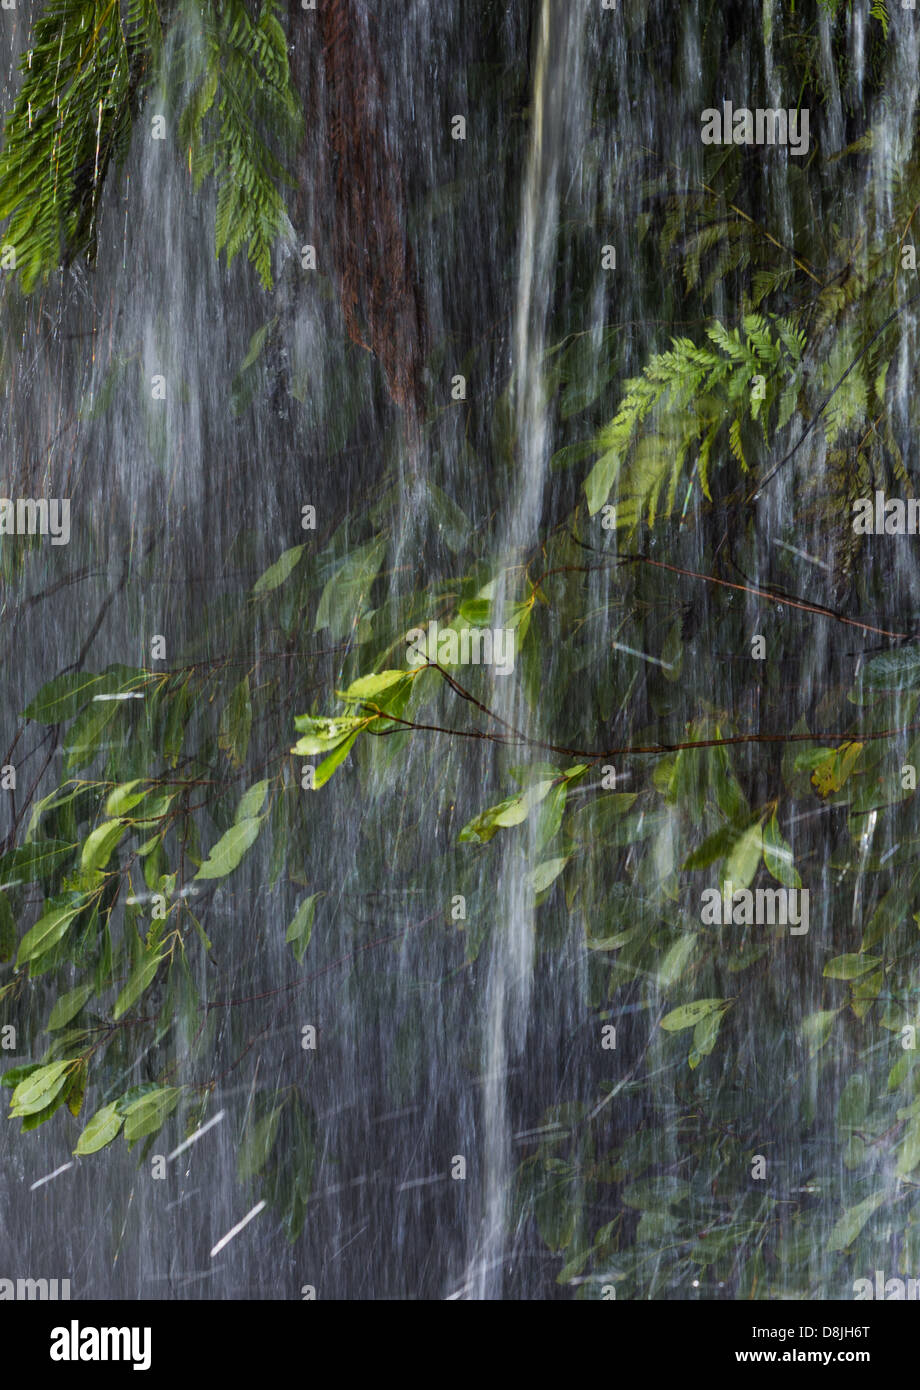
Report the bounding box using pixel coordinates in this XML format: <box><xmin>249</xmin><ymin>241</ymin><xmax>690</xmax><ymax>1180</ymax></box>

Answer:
<box><xmin>1</xmin><ymin>0</ymin><xmax>920</xmax><ymax>1304</ymax></box>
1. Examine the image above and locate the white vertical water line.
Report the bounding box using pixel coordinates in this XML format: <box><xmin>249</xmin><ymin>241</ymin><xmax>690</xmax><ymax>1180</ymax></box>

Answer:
<box><xmin>510</xmin><ymin>0</ymin><xmax>554</xmax><ymax>549</ymax></box>
<box><xmin>466</xmin><ymin>0</ymin><xmax>584</xmax><ymax>1301</ymax></box>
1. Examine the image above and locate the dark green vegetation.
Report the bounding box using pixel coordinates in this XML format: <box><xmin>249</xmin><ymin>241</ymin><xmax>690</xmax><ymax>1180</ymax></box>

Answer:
<box><xmin>2</xmin><ymin>0</ymin><xmax>920</xmax><ymax>1297</ymax></box>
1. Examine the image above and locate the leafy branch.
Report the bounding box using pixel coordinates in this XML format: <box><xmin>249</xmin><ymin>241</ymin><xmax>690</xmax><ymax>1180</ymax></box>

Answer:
<box><xmin>0</xmin><ymin>0</ymin><xmax>162</xmax><ymax>291</ymax></box>
<box><xmin>0</xmin><ymin>0</ymin><xmax>301</xmax><ymax>293</ymax></box>
<box><xmin>583</xmin><ymin>313</ymin><xmax>806</xmax><ymax>521</ymax></box>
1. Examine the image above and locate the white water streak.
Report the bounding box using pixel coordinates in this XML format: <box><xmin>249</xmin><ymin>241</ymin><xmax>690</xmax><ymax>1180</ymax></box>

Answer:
<box><xmin>167</xmin><ymin>1109</ymin><xmax>225</xmax><ymax>1162</ymax></box>
<box><xmin>209</xmin><ymin>1200</ymin><xmax>266</xmax><ymax>1258</ymax></box>
<box><xmin>29</xmin><ymin>1161</ymin><xmax>73</xmax><ymax>1190</ymax></box>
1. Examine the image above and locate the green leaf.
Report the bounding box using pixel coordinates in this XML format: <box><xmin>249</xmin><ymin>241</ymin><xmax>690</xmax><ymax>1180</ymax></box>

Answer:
<box><xmin>827</xmin><ymin>1192</ymin><xmax>885</xmax><ymax>1252</ymax></box>
<box><xmin>238</xmin><ymin>320</ymin><xmax>274</xmax><ymax>373</ymax></box>
<box><xmin>534</xmin><ymin>782</ymin><xmax>567</xmax><ymax>855</ymax></box>
<box><xmin>722</xmin><ymin>822</ymin><xmax>763</xmax><ymax>891</ymax></box>
<box><xmin>528</xmin><ymin>857</ymin><xmax>569</xmax><ymax>894</ymax></box>
<box><xmin>132</xmin><ymin>789</ymin><xmax>179</xmax><ymax>830</ymax></box>
<box><xmin>104</xmin><ymin>780</ymin><xmax>151</xmax><ymax>817</ymax></box>
<box><xmin>660</xmin><ymin>998</ymin><xmax>727</xmax><ymax>1032</ymax></box>
<box><xmin>688</xmin><ymin>1009</ymin><xmax>725</xmax><ymax>1068</ymax></box>
<box><xmin>194</xmin><ymin>818</ymin><xmax>261</xmax><ymax>880</ymax></box>
<box><xmin>861</xmin><ymin>647</ymin><xmax>920</xmax><ymax>691</ymax></box>
<box><xmin>252</xmin><ymin>544</ymin><xmax>305</xmax><ymax>595</ymax></box>
<box><xmin>459</xmin><ymin>781</ymin><xmax>556</xmax><ymax>843</ymax></box>
<box><xmin>113</xmin><ymin>951</ymin><xmax>168</xmax><ymax>1020</ymax></box>
<box><xmin>0</xmin><ymin>892</ymin><xmax>14</xmax><ymax>962</ymax></box>
<box><xmin>811</xmin><ymin>741</ymin><xmax>863</xmax><ymax>797</ymax></box>
<box><xmin>235</xmin><ymin>780</ymin><xmax>269</xmax><ymax>822</ymax></box>
<box><xmin>567</xmin><ymin>794</ymin><xmax>638</xmax><ymax>844</ymax></box>
<box><xmin>63</xmin><ymin>697</ymin><xmax>121</xmax><ymax>771</ymax></box>
<box><xmin>888</xmin><ymin>1051</ymin><xmax>915</xmax><ymax>1092</ymax></box>
<box><xmin>896</xmin><ymin>1121</ymin><xmax>920</xmax><ymax>1177</ymax></box>
<box><xmin>0</xmin><ymin>840</ymin><xmax>74</xmax><ymax>886</ymax></box>
<box><xmin>23</xmin><ymin>673</ymin><xmax>109</xmax><ymax>723</ymax></box>
<box><xmin>66</xmin><ymin>1059</ymin><xmax>88</xmax><ymax>1117</ymax></box>
<box><xmin>340</xmin><ymin>671</ymin><xmax>410</xmax><ymax>703</ymax></box>
<box><xmin>823</xmin><ymin>954</ymin><xmax>882</xmax><ymax>980</ymax></box>
<box><xmin>122</xmin><ymin>1087</ymin><xmax>182</xmax><ymax>1143</ymax></box>
<box><xmin>660</xmin><ymin>620</ymin><xmax>683</xmax><ymax>682</ymax></box>
<box><xmin>74</xmin><ymin>1101</ymin><xmax>123</xmax><ymax>1155</ymax></box>
<box><xmin>312</xmin><ymin>729</ymin><xmax>361</xmax><ymax>789</ymax></box>
<box><xmin>80</xmin><ymin>820</ymin><xmax>128</xmax><ymax>873</ymax></box>
<box><xmin>456</xmin><ymin>598</ymin><xmax>494</xmax><ymax>625</ymax></box>
<box><xmin>114</xmin><ymin>1082</ymin><xmax>164</xmax><ymax>1115</ymax></box>
<box><xmin>314</xmin><ymin>536</ymin><xmax>387</xmax><ymax>640</ymax></box>
<box><xmin>238</xmin><ymin>1104</ymin><xmax>284</xmax><ymax>1179</ymax></box>
<box><xmin>47</xmin><ymin>983</ymin><xmax>94</xmax><ymax>1031</ymax></box>
<box><xmin>16</xmin><ymin>902</ymin><xmax>84</xmax><ymax>968</ymax></box>
<box><xmin>656</xmin><ymin>933</ymin><xmax>697</xmax><ymax>989</ymax></box>
<box><xmin>493</xmin><ymin>796</ymin><xmax>540</xmax><ymax>829</ymax></box>
<box><xmin>584</xmin><ymin>449</ymin><xmax>620</xmax><ymax>516</ymax></box>
<box><xmin>1</xmin><ymin>1064</ymin><xmax>41</xmax><ymax>1088</ymax></box>
<box><xmin>427</xmin><ymin>483</ymin><xmax>470</xmax><ymax>554</ymax></box>
<box><xmin>285</xmin><ymin>894</ymin><xmax>320</xmax><ymax>963</ymax></box>
<box><xmin>802</xmin><ymin>1009</ymin><xmax>839</xmax><ymax>1055</ymax></box>
<box><xmin>620</xmin><ymin>1177</ymin><xmax>690</xmax><ymax>1210</ymax></box>
<box><xmin>219</xmin><ymin>675</ymin><xmax>252</xmax><ymax>768</ymax></box>
<box><xmin>163</xmin><ymin>678</ymin><xmax>193</xmax><ymax>768</ymax></box>
<box><xmin>291</xmin><ymin>714</ymin><xmax>368</xmax><ymax>755</ymax></box>
<box><xmin>683</xmin><ymin>825</ymin><xmax>737</xmax><ymax>871</ymax></box>
<box><xmin>585</xmin><ymin>928</ymin><xmax>637</xmax><ymax>951</ymax></box>
<box><xmin>9</xmin><ymin>1060</ymin><xmax>78</xmax><ymax>1116</ymax></box>
<box><xmin>762</xmin><ymin>811</ymin><xmax>801</xmax><ymax>888</ymax></box>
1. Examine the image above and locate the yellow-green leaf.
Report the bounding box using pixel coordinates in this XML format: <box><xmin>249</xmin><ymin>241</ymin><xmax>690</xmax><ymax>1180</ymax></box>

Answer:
<box><xmin>285</xmin><ymin>894</ymin><xmax>320</xmax><ymax>962</ymax></box>
<box><xmin>823</xmin><ymin>953</ymin><xmax>881</xmax><ymax>980</ymax></box>
<box><xmin>235</xmin><ymin>780</ymin><xmax>269</xmax><ymax>822</ymax></box>
<box><xmin>122</xmin><ymin>1087</ymin><xmax>182</xmax><ymax>1143</ymax></box>
<box><xmin>528</xmin><ymin>857</ymin><xmax>569</xmax><ymax>894</ymax></box>
<box><xmin>74</xmin><ymin>1101</ymin><xmax>123</xmax><ymax>1155</ymax></box>
<box><xmin>16</xmin><ymin>903</ymin><xmax>83</xmax><ymax>968</ymax></box>
<box><xmin>312</xmin><ymin>729</ymin><xmax>361</xmax><ymax>789</ymax></box>
<box><xmin>722</xmin><ymin>823</ymin><xmax>763</xmax><ymax>891</ymax></box>
<box><xmin>9</xmin><ymin>1060</ymin><xmax>78</xmax><ymax>1116</ymax></box>
<box><xmin>252</xmin><ymin>544</ymin><xmax>304</xmax><ymax>595</ymax></box>
<box><xmin>827</xmin><ymin>1192</ymin><xmax>885</xmax><ymax>1252</ymax></box>
<box><xmin>340</xmin><ymin>670</ymin><xmax>410</xmax><ymax>702</ymax></box>
<box><xmin>80</xmin><ymin>820</ymin><xmax>128</xmax><ymax>873</ymax></box>
<box><xmin>195</xmin><ymin>818</ymin><xmax>261</xmax><ymax>880</ymax></box>
<box><xmin>660</xmin><ymin>999</ymin><xmax>727</xmax><ymax>1032</ymax></box>
<box><xmin>113</xmin><ymin>951</ymin><xmax>167</xmax><ymax>1020</ymax></box>
<box><xmin>104</xmin><ymin>781</ymin><xmax>151</xmax><ymax>818</ymax></box>
<box><xmin>47</xmin><ymin>982</ymin><xmax>94</xmax><ymax>1031</ymax></box>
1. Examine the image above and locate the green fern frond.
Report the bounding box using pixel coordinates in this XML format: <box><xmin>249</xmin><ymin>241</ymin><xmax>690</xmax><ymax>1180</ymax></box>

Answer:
<box><xmin>0</xmin><ymin>0</ymin><xmax>299</xmax><ymax>294</ymax></box>
<box><xmin>179</xmin><ymin>0</ymin><xmax>303</xmax><ymax>290</ymax></box>
<box><xmin>728</xmin><ymin>417</ymin><xmax>746</xmax><ymax>470</ymax></box>
<box><xmin>584</xmin><ymin>314</ymin><xmax>806</xmax><ymax>523</ymax></box>
<box><xmin>0</xmin><ymin>0</ymin><xmax>162</xmax><ymax>292</ymax></box>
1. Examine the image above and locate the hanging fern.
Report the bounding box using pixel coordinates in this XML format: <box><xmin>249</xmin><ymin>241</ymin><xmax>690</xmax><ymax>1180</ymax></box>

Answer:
<box><xmin>0</xmin><ymin>0</ymin><xmax>162</xmax><ymax>293</ymax></box>
<box><xmin>583</xmin><ymin>314</ymin><xmax>805</xmax><ymax>526</ymax></box>
<box><xmin>0</xmin><ymin>0</ymin><xmax>301</xmax><ymax>295</ymax></box>
<box><xmin>176</xmin><ymin>0</ymin><xmax>303</xmax><ymax>291</ymax></box>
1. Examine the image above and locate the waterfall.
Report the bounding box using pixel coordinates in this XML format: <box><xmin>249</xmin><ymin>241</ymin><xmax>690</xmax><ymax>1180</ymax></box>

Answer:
<box><xmin>2</xmin><ymin>0</ymin><xmax>920</xmax><ymax>1307</ymax></box>
<box><xmin>468</xmin><ymin>0</ymin><xmax>589</xmax><ymax>1301</ymax></box>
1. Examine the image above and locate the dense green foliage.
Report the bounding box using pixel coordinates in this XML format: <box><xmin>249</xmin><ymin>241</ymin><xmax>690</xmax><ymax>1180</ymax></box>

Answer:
<box><xmin>0</xmin><ymin>0</ymin><xmax>300</xmax><ymax>290</ymax></box>
<box><xmin>3</xmin><ymin>0</ymin><xmax>920</xmax><ymax>1294</ymax></box>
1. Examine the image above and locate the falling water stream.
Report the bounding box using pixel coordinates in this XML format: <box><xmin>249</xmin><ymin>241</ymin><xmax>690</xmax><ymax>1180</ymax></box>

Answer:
<box><xmin>2</xmin><ymin>0</ymin><xmax>920</xmax><ymax>1305</ymax></box>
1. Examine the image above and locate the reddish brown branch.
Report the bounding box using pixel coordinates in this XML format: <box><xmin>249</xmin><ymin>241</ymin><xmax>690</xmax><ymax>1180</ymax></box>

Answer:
<box><xmin>619</xmin><ymin>553</ymin><xmax>909</xmax><ymax>641</ymax></box>
<box><xmin>362</xmin><ymin>665</ymin><xmax>920</xmax><ymax>762</ymax></box>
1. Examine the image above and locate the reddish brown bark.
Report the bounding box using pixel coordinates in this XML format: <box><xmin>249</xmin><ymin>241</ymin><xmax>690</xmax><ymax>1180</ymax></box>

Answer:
<box><xmin>292</xmin><ymin>0</ymin><xmax>427</xmax><ymax>430</ymax></box>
